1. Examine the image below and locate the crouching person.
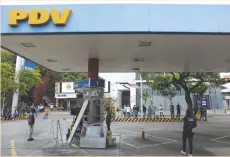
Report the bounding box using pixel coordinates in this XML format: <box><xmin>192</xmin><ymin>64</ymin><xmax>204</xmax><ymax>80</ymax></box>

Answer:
<box><xmin>28</xmin><ymin>109</ymin><xmax>36</xmax><ymax>141</ymax></box>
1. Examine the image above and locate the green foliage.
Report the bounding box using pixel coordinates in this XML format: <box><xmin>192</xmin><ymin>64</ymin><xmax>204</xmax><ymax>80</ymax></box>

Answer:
<box><xmin>1</xmin><ymin>51</ymin><xmax>41</xmax><ymax>101</ymax></box>
<box><xmin>38</xmin><ymin>65</ymin><xmax>87</xmax><ymax>82</ymax></box>
<box><xmin>104</xmin><ymin>97</ymin><xmax>113</xmax><ymax>105</ymax></box>
<box><xmin>149</xmin><ymin>74</ymin><xmax>179</xmax><ymax>101</ymax></box>
<box><xmin>142</xmin><ymin>72</ymin><xmax>224</xmax><ymax>109</ymax></box>
<box><xmin>142</xmin><ymin>92</ymin><xmax>151</xmax><ymax>105</ymax></box>
<box><xmin>38</xmin><ymin>65</ymin><xmax>88</xmax><ymax>97</ymax></box>
<box><xmin>18</xmin><ymin>69</ymin><xmax>41</xmax><ymax>96</ymax></box>
<box><xmin>0</xmin><ymin>62</ymin><xmax>17</xmax><ymax>101</ymax></box>
<box><xmin>54</xmin><ymin>72</ymin><xmax>88</xmax><ymax>82</ymax></box>
<box><xmin>0</xmin><ymin>51</ymin><xmax>16</xmax><ymax>65</ymax></box>
<box><xmin>1</xmin><ymin>50</ymin><xmax>88</xmax><ymax>107</ymax></box>
<box><xmin>170</xmin><ymin>72</ymin><xmax>224</xmax><ymax>94</ymax></box>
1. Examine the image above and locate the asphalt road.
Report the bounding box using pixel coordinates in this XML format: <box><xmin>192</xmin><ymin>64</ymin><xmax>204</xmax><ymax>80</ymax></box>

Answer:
<box><xmin>1</xmin><ymin>112</ymin><xmax>230</xmax><ymax>156</ymax></box>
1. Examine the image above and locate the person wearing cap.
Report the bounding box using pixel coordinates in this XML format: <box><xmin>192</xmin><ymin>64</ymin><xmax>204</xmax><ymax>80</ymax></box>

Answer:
<box><xmin>27</xmin><ymin>108</ymin><xmax>36</xmax><ymax>141</ymax></box>
<box><xmin>181</xmin><ymin>109</ymin><xmax>197</xmax><ymax>157</ymax></box>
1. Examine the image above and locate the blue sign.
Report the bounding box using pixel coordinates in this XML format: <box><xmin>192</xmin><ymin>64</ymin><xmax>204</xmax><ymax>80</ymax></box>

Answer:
<box><xmin>22</xmin><ymin>59</ymin><xmax>36</xmax><ymax>70</ymax></box>
<box><xmin>74</xmin><ymin>78</ymin><xmax>105</xmax><ymax>89</ymax></box>
<box><xmin>90</xmin><ymin>79</ymin><xmax>105</xmax><ymax>88</ymax></box>
<box><xmin>74</xmin><ymin>79</ymin><xmax>89</xmax><ymax>89</ymax></box>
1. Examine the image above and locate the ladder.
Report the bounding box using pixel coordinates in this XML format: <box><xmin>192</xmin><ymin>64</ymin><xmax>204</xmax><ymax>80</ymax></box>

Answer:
<box><xmin>67</xmin><ymin>100</ymin><xmax>89</xmax><ymax>144</ymax></box>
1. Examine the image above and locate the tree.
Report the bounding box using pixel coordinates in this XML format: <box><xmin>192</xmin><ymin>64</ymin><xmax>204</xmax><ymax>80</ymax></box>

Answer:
<box><xmin>18</xmin><ymin>69</ymin><xmax>41</xmax><ymax>97</ymax></box>
<box><xmin>143</xmin><ymin>72</ymin><xmax>224</xmax><ymax>110</ymax></box>
<box><xmin>0</xmin><ymin>62</ymin><xmax>17</xmax><ymax>115</ymax></box>
<box><xmin>143</xmin><ymin>91</ymin><xmax>151</xmax><ymax>106</ymax></box>
<box><xmin>33</xmin><ymin>65</ymin><xmax>87</xmax><ymax>103</ymax></box>
<box><xmin>148</xmin><ymin>74</ymin><xmax>180</xmax><ymax>105</ymax></box>
<box><xmin>0</xmin><ymin>50</ymin><xmax>16</xmax><ymax>65</ymax></box>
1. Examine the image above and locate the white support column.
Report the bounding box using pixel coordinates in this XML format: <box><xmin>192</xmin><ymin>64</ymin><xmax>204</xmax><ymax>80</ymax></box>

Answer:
<box><xmin>140</xmin><ymin>74</ymin><xmax>143</xmax><ymax>118</ymax></box>
<box><xmin>11</xmin><ymin>56</ymin><xmax>24</xmax><ymax>115</ymax></box>
<box><xmin>130</xmin><ymin>87</ymin><xmax>136</xmax><ymax>109</ymax></box>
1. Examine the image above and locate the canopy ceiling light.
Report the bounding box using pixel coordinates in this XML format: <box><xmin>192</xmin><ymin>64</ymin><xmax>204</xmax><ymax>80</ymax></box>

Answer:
<box><xmin>138</xmin><ymin>41</ymin><xmax>151</xmax><ymax>47</ymax></box>
<box><xmin>46</xmin><ymin>59</ymin><xmax>58</xmax><ymax>62</ymax></box>
<box><xmin>204</xmin><ymin>68</ymin><xmax>213</xmax><ymax>71</ymax></box>
<box><xmin>132</xmin><ymin>68</ymin><xmax>140</xmax><ymax>71</ymax></box>
<box><xmin>21</xmin><ymin>42</ymin><xmax>36</xmax><ymax>48</ymax></box>
<box><xmin>134</xmin><ymin>58</ymin><xmax>144</xmax><ymax>62</ymax></box>
<box><xmin>62</xmin><ymin>68</ymin><xmax>70</xmax><ymax>71</ymax></box>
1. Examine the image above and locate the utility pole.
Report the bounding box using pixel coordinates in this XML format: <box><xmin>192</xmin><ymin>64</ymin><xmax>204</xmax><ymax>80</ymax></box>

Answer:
<box><xmin>11</xmin><ymin>56</ymin><xmax>24</xmax><ymax>115</ymax></box>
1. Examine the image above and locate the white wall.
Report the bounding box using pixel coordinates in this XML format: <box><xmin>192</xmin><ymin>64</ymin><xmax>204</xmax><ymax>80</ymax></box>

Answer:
<box><xmin>99</xmin><ymin>73</ymin><xmax>136</xmax><ymax>108</ymax></box>
<box><xmin>99</xmin><ymin>73</ymin><xmax>136</xmax><ymax>82</ymax></box>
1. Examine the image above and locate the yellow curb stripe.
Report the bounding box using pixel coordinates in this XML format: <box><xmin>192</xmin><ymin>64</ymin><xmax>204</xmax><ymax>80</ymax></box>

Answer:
<box><xmin>10</xmin><ymin>140</ymin><xmax>17</xmax><ymax>157</ymax></box>
<box><xmin>110</xmin><ymin>118</ymin><xmax>183</xmax><ymax>122</ymax></box>
<box><xmin>71</xmin><ymin>143</ymin><xmax>79</xmax><ymax>148</ymax></box>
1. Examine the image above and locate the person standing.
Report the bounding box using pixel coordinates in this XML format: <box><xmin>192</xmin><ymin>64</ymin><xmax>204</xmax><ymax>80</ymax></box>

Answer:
<box><xmin>176</xmin><ymin>103</ymin><xmax>181</xmax><ymax>118</ymax></box>
<box><xmin>106</xmin><ymin>107</ymin><xmax>112</xmax><ymax>132</ymax></box>
<box><xmin>126</xmin><ymin>106</ymin><xmax>131</xmax><ymax>118</ymax></box>
<box><xmin>147</xmin><ymin>106</ymin><xmax>153</xmax><ymax>118</ymax></box>
<box><xmin>122</xmin><ymin>106</ymin><xmax>127</xmax><ymax>118</ymax></box>
<box><xmin>27</xmin><ymin>108</ymin><xmax>36</xmax><ymax>141</ymax></box>
<box><xmin>136</xmin><ymin>106</ymin><xmax>140</xmax><ymax>118</ymax></box>
<box><xmin>152</xmin><ymin>106</ymin><xmax>156</xmax><ymax>118</ymax></box>
<box><xmin>133</xmin><ymin>105</ymin><xmax>137</xmax><ymax>118</ymax></box>
<box><xmin>181</xmin><ymin>110</ymin><xmax>197</xmax><ymax>157</ymax></box>
<box><xmin>159</xmin><ymin>104</ymin><xmax>164</xmax><ymax>118</ymax></box>
<box><xmin>200</xmin><ymin>106</ymin><xmax>207</xmax><ymax>121</ymax></box>
<box><xmin>143</xmin><ymin>105</ymin><xmax>146</xmax><ymax>118</ymax></box>
<box><xmin>170</xmin><ymin>104</ymin><xmax>175</xmax><ymax>118</ymax></box>
<box><xmin>43</xmin><ymin>107</ymin><xmax>49</xmax><ymax>119</ymax></box>
<box><xmin>43</xmin><ymin>100</ymin><xmax>48</xmax><ymax>109</ymax></box>
<box><xmin>50</xmin><ymin>104</ymin><xmax>54</xmax><ymax>112</ymax></box>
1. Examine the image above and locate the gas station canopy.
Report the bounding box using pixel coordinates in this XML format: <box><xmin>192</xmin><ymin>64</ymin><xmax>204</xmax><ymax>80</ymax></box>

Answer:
<box><xmin>2</xmin><ymin>3</ymin><xmax>230</xmax><ymax>72</ymax></box>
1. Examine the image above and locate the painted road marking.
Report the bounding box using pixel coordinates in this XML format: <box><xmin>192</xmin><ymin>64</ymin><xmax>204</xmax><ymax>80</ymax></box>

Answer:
<box><xmin>123</xmin><ymin>142</ymin><xmax>140</xmax><ymax>148</ymax></box>
<box><xmin>124</xmin><ymin>130</ymin><xmax>178</xmax><ymax>142</ymax></box>
<box><xmin>210</xmin><ymin>136</ymin><xmax>230</xmax><ymax>145</ymax></box>
<box><xmin>120</xmin><ymin>130</ymin><xmax>178</xmax><ymax>148</ymax></box>
<box><xmin>71</xmin><ymin>144</ymin><xmax>88</xmax><ymax>154</ymax></box>
<box><xmin>214</xmin><ymin>140</ymin><xmax>230</xmax><ymax>144</ymax></box>
<box><xmin>10</xmin><ymin>140</ymin><xmax>17</xmax><ymax>157</ymax></box>
<box><xmin>138</xmin><ymin>141</ymin><xmax>175</xmax><ymax>148</ymax></box>
<box><xmin>211</xmin><ymin>136</ymin><xmax>228</xmax><ymax>141</ymax></box>
<box><xmin>211</xmin><ymin>136</ymin><xmax>230</xmax><ymax>144</ymax></box>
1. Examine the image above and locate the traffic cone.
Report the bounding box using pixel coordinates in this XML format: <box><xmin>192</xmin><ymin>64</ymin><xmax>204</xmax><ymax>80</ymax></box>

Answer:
<box><xmin>141</xmin><ymin>130</ymin><xmax>145</xmax><ymax>139</ymax></box>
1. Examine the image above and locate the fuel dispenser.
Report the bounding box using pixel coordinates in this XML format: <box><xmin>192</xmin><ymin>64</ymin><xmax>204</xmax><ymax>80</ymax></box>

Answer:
<box><xmin>67</xmin><ymin>78</ymin><xmax>107</xmax><ymax>148</ymax></box>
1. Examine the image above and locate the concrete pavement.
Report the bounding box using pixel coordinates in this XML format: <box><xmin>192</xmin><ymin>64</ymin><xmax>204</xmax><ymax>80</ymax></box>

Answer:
<box><xmin>1</xmin><ymin>112</ymin><xmax>230</xmax><ymax>156</ymax></box>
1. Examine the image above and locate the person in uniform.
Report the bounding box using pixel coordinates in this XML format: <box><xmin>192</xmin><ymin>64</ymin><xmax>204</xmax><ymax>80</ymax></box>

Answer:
<box><xmin>176</xmin><ymin>103</ymin><xmax>181</xmax><ymax>118</ymax></box>
<box><xmin>181</xmin><ymin>110</ymin><xmax>197</xmax><ymax>157</ymax></box>
<box><xmin>106</xmin><ymin>107</ymin><xmax>112</xmax><ymax>132</ymax></box>
<box><xmin>27</xmin><ymin>108</ymin><xmax>36</xmax><ymax>141</ymax></box>
<box><xmin>170</xmin><ymin>104</ymin><xmax>175</xmax><ymax>118</ymax></box>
